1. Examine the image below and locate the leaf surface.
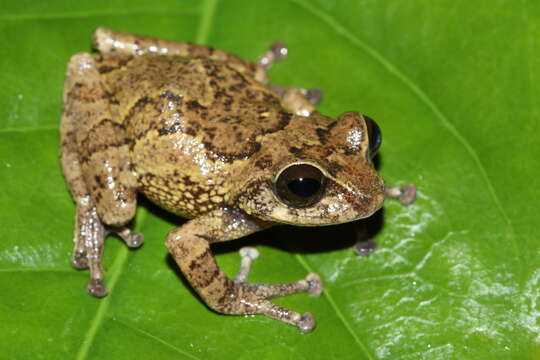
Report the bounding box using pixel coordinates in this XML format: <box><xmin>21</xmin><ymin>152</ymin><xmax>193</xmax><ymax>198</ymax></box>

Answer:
<box><xmin>1</xmin><ymin>0</ymin><xmax>538</xmax><ymax>359</ymax></box>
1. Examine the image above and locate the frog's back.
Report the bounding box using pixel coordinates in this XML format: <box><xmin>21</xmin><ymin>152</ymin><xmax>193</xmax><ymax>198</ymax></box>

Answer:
<box><xmin>101</xmin><ymin>55</ymin><xmax>292</xmax><ymax>217</ymax></box>
<box><xmin>103</xmin><ymin>55</ymin><xmax>291</xmax><ymax>156</ymax></box>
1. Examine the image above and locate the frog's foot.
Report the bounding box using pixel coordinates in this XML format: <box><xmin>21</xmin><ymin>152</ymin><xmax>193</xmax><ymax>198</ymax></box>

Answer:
<box><xmin>116</xmin><ymin>227</ymin><xmax>144</xmax><ymax>249</ymax></box>
<box><xmin>231</xmin><ymin>247</ymin><xmax>323</xmax><ymax>333</ymax></box>
<box><xmin>71</xmin><ymin>248</ymin><xmax>89</xmax><ymax>269</ymax></box>
<box><xmin>385</xmin><ymin>184</ymin><xmax>417</xmax><ymax>205</ymax></box>
<box><xmin>257</xmin><ymin>41</ymin><xmax>288</xmax><ymax>69</ymax></box>
<box><xmin>257</xmin><ymin>41</ymin><xmax>323</xmax><ymax>114</ymax></box>
<box><xmin>70</xmin><ymin>203</ymin><xmax>109</xmax><ymax>297</ymax></box>
<box><xmin>233</xmin><ymin>247</ymin><xmax>260</xmax><ymax>283</ymax></box>
<box><xmin>354</xmin><ymin>238</ymin><xmax>378</xmax><ymax>257</ymax></box>
<box><xmin>72</xmin><ymin>223</ymin><xmax>142</xmax><ymax>297</ymax></box>
<box><xmin>300</xmin><ymin>88</ymin><xmax>323</xmax><ymax>106</ymax></box>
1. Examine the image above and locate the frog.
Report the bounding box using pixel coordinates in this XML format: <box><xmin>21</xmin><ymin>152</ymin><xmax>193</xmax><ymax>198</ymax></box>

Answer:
<box><xmin>60</xmin><ymin>27</ymin><xmax>416</xmax><ymax>333</ymax></box>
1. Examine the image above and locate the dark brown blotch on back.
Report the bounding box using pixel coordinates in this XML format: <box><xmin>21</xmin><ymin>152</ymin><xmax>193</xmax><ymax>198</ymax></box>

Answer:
<box><xmin>94</xmin><ymin>175</ymin><xmax>106</xmax><ymax>188</ymax></box>
<box><xmin>326</xmin><ymin>161</ymin><xmax>344</xmax><ymax>177</ymax></box>
<box><xmin>67</xmin><ymin>82</ymin><xmax>107</xmax><ymax>103</ymax></box>
<box><xmin>158</xmin><ymin>123</ymin><xmax>182</xmax><ymax>136</ymax></box>
<box><xmin>186</xmin><ymin>100</ymin><xmax>207</xmax><ymax>110</ymax></box>
<box><xmin>289</xmin><ymin>146</ymin><xmax>302</xmax><ymax>155</ymax></box>
<box><xmin>104</xmin><ymin>90</ymin><xmax>120</xmax><ymax>105</ymax></box>
<box><xmin>316</xmin><ymin>122</ymin><xmax>337</xmax><ymax>145</ymax></box>
<box><xmin>160</xmin><ymin>90</ymin><xmax>183</xmax><ymax>104</ymax></box>
<box><xmin>80</xmin><ymin>118</ymin><xmax>128</xmax><ymax>156</ymax></box>
<box><xmin>96</xmin><ymin>54</ymin><xmax>134</xmax><ymax>74</ymax></box>
<box><xmin>124</xmin><ymin>96</ymin><xmax>153</xmax><ymax>126</ymax></box>
<box><xmin>254</xmin><ymin>154</ymin><xmax>274</xmax><ymax>170</ymax></box>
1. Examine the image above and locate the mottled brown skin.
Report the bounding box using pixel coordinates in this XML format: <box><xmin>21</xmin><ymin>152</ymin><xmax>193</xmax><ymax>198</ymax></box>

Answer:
<box><xmin>60</xmin><ymin>28</ymin><xmax>414</xmax><ymax>332</ymax></box>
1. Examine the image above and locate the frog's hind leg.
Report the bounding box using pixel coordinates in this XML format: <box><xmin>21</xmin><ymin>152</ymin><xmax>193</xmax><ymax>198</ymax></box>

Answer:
<box><xmin>233</xmin><ymin>248</ymin><xmax>323</xmax><ymax>299</ymax></box>
<box><xmin>61</xmin><ymin>52</ymin><xmax>140</xmax><ymax>297</ymax></box>
<box><xmin>257</xmin><ymin>41</ymin><xmax>288</xmax><ymax>71</ymax></box>
<box><xmin>92</xmin><ymin>27</ymin><xmax>260</xmax><ymax>80</ymax></box>
<box><xmin>231</xmin><ymin>246</ymin><xmax>324</xmax><ymax>332</ymax></box>
<box><xmin>117</xmin><ymin>227</ymin><xmax>144</xmax><ymax>248</ymax></box>
<box><xmin>166</xmin><ymin>209</ymin><xmax>324</xmax><ymax>333</ymax></box>
<box><xmin>233</xmin><ymin>247</ymin><xmax>323</xmax><ymax>313</ymax></box>
<box><xmin>257</xmin><ymin>42</ymin><xmax>323</xmax><ymax>116</ymax></box>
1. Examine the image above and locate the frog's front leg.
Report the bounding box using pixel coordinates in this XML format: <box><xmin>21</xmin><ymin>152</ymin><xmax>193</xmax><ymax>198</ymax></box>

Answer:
<box><xmin>166</xmin><ymin>208</ymin><xmax>323</xmax><ymax>333</ymax></box>
<box><xmin>385</xmin><ymin>184</ymin><xmax>417</xmax><ymax>205</ymax></box>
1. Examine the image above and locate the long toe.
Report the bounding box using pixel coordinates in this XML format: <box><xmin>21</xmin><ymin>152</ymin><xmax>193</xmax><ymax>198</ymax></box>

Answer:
<box><xmin>71</xmin><ymin>252</ymin><xmax>89</xmax><ymax>269</ymax></box>
<box><xmin>306</xmin><ymin>273</ymin><xmax>323</xmax><ymax>296</ymax></box>
<box><xmin>297</xmin><ymin>312</ymin><xmax>316</xmax><ymax>333</ymax></box>
<box><xmin>87</xmin><ymin>279</ymin><xmax>108</xmax><ymax>297</ymax></box>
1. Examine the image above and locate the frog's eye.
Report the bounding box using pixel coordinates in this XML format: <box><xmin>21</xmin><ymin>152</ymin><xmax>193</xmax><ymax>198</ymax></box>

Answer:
<box><xmin>274</xmin><ymin>163</ymin><xmax>326</xmax><ymax>208</ymax></box>
<box><xmin>364</xmin><ymin>115</ymin><xmax>382</xmax><ymax>158</ymax></box>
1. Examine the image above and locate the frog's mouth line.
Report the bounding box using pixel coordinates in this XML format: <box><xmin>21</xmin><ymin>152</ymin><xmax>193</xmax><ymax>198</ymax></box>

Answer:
<box><xmin>264</xmin><ymin>179</ymin><xmax>383</xmax><ymax>227</ymax></box>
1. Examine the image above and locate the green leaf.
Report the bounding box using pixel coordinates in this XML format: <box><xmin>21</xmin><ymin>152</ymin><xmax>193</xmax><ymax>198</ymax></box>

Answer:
<box><xmin>1</xmin><ymin>0</ymin><xmax>538</xmax><ymax>359</ymax></box>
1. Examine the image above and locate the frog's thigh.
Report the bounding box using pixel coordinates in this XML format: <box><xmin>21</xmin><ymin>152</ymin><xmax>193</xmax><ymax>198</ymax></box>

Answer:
<box><xmin>64</xmin><ymin>52</ymin><xmax>137</xmax><ymax>227</ymax></box>
<box><xmin>92</xmin><ymin>27</ymin><xmax>259</xmax><ymax>78</ymax></box>
<box><xmin>93</xmin><ymin>27</ymin><xmax>197</xmax><ymax>56</ymax></box>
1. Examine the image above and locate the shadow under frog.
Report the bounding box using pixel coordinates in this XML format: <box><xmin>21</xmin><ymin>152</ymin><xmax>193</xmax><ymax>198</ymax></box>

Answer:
<box><xmin>60</xmin><ymin>28</ymin><xmax>415</xmax><ymax>333</ymax></box>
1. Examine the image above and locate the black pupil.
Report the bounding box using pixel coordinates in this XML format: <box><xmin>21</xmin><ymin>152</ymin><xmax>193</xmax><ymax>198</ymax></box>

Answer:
<box><xmin>287</xmin><ymin>177</ymin><xmax>321</xmax><ymax>197</ymax></box>
<box><xmin>274</xmin><ymin>163</ymin><xmax>325</xmax><ymax>208</ymax></box>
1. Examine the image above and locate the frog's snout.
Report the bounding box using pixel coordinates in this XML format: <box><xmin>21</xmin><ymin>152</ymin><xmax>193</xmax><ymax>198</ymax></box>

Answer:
<box><xmin>352</xmin><ymin>176</ymin><xmax>385</xmax><ymax>219</ymax></box>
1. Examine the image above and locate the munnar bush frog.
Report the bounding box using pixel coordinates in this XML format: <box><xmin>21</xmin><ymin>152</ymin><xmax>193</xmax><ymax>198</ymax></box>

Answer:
<box><xmin>60</xmin><ymin>28</ymin><xmax>415</xmax><ymax>333</ymax></box>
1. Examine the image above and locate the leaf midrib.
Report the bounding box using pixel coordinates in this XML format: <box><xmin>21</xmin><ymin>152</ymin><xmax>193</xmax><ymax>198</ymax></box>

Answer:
<box><xmin>114</xmin><ymin>318</ymin><xmax>203</xmax><ymax>360</ymax></box>
<box><xmin>75</xmin><ymin>245</ymin><xmax>130</xmax><ymax>360</ymax></box>
<box><xmin>295</xmin><ymin>254</ymin><xmax>376</xmax><ymax>360</ymax></box>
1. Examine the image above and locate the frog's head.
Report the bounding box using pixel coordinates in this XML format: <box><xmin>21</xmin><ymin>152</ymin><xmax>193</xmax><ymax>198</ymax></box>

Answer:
<box><xmin>238</xmin><ymin>111</ymin><xmax>385</xmax><ymax>226</ymax></box>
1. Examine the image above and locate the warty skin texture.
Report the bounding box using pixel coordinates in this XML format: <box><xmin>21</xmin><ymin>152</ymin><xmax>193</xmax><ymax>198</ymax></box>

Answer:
<box><xmin>60</xmin><ymin>27</ymin><xmax>414</xmax><ymax>332</ymax></box>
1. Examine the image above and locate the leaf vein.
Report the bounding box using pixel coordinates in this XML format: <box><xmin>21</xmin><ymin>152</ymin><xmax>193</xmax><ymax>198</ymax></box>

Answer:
<box><xmin>75</xmin><ymin>247</ymin><xmax>128</xmax><ymax>360</ymax></box>
<box><xmin>196</xmin><ymin>0</ymin><xmax>218</xmax><ymax>44</ymax></box>
<box><xmin>0</xmin><ymin>125</ymin><xmax>57</xmax><ymax>133</ymax></box>
<box><xmin>75</xmin><ymin>210</ymin><xmax>149</xmax><ymax>360</ymax></box>
<box><xmin>114</xmin><ymin>317</ymin><xmax>203</xmax><ymax>360</ymax></box>
<box><xmin>294</xmin><ymin>254</ymin><xmax>375</xmax><ymax>360</ymax></box>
